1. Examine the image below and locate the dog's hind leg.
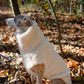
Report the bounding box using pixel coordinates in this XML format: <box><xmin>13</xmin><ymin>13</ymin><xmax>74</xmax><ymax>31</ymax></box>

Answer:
<box><xmin>31</xmin><ymin>63</ymin><xmax>45</xmax><ymax>84</ymax></box>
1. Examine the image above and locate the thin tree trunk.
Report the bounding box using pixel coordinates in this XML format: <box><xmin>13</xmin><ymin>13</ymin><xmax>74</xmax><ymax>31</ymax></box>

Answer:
<box><xmin>80</xmin><ymin>4</ymin><xmax>83</xmax><ymax>13</ymax></box>
<box><xmin>2</xmin><ymin>0</ymin><xmax>4</xmax><ymax>3</ymax></box>
<box><xmin>80</xmin><ymin>1</ymin><xmax>84</xmax><ymax>13</ymax></box>
<box><xmin>74</xmin><ymin>0</ymin><xmax>78</xmax><ymax>14</ymax></box>
<box><xmin>10</xmin><ymin>0</ymin><xmax>20</xmax><ymax>16</ymax></box>
<box><xmin>66</xmin><ymin>0</ymin><xmax>70</xmax><ymax>12</ymax></box>
<box><xmin>48</xmin><ymin>0</ymin><xmax>64</xmax><ymax>55</ymax></box>
<box><xmin>70</xmin><ymin>0</ymin><xmax>72</xmax><ymax>13</ymax></box>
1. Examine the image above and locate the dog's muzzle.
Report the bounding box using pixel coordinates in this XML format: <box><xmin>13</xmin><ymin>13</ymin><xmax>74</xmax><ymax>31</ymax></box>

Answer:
<box><xmin>6</xmin><ymin>18</ymin><xmax>17</xmax><ymax>28</ymax></box>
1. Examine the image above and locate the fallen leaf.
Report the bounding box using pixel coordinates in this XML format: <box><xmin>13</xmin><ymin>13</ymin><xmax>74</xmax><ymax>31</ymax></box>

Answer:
<box><xmin>66</xmin><ymin>58</ymin><xmax>78</xmax><ymax>70</ymax></box>
<box><xmin>0</xmin><ymin>70</ymin><xmax>9</xmax><ymax>77</ymax></box>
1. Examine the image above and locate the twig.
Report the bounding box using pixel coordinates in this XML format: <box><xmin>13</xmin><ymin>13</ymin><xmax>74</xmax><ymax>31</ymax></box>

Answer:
<box><xmin>48</xmin><ymin>0</ymin><xmax>64</xmax><ymax>55</ymax></box>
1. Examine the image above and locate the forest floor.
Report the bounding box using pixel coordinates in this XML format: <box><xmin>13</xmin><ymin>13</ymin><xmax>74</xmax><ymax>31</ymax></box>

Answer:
<box><xmin>0</xmin><ymin>4</ymin><xmax>84</xmax><ymax>84</ymax></box>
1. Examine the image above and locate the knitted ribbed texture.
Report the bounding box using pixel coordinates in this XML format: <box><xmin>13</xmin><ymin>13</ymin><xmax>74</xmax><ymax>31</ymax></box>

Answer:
<box><xmin>15</xmin><ymin>21</ymin><xmax>72</xmax><ymax>84</ymax></box>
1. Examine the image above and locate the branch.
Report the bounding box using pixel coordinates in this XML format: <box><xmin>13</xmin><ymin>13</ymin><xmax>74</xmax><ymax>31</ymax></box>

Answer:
<box><xmin>48</xmin><ymin>0</ymin><xmax>64</xmax><ymax>56</ymax></box>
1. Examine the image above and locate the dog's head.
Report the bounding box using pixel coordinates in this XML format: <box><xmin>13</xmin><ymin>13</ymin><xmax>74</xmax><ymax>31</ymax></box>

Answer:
<box><xmin>6</xmin><ymin>15</ymin><xmax>32</xmax><ymax>32</ymax></box>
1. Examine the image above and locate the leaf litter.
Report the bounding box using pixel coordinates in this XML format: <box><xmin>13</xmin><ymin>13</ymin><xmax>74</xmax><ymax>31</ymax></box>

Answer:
<box><xmin>0</xmin><ymin>4</ymin><xmax>84</xmax><ymax>84</ymax></box>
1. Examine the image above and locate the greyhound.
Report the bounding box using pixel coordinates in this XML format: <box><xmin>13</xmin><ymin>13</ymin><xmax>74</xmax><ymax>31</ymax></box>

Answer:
<box><xmin>6</xmin><ymin>15</ymin><xmax>72</xmax><ymax>84</ymax></box>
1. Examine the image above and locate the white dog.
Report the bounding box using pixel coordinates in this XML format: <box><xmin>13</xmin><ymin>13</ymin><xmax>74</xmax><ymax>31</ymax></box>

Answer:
<box><xmin>6</xmin><ymin>15</ymin><xmax>72</xmax><ymax>84</ymax></box>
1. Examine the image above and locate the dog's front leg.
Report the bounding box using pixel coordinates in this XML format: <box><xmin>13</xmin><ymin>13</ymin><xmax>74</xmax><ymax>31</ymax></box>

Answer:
<box><xmin>31</xmin><ymin>63</ymin><xmax>45</xmax><ymax>84</ymax></box>
<box><xmin>36</xmin><ymin>70</ymin><xmax>44</xmax><ymax>84</ymax></box>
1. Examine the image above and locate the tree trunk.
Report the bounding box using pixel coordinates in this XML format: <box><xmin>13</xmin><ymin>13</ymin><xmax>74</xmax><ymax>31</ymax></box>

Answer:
<box><xmin>2</xmin><ymin>0</ymin><xmax>4</xmax><ymax>3</ymax></box>
<box><xmin>80</xmin><ymin>4</ymin><xmax>83</xmax><ymax>13</ymax></box>
<box><xmin>10</xmin><ymin>0</ymin><xmax>20</xmax><ymax>16</ymax></box>
<box><xmin>66</xmin><ymin>0</ymin><xmax>70</xmax><ymax>12</ymax></box>
<box><xmin>83</xmin><ymin>4</ymin><xmax>84</xmax><ymax>12</ymax></box>
<box><xmin>80</xmin><ymin>3</ymin><xmax>84</xmax><ymax>13</ymax></box>
<box><xmin>70</xmin><ymin>0</ymin><xmax>72</xmax><ymax>13</ymax></box>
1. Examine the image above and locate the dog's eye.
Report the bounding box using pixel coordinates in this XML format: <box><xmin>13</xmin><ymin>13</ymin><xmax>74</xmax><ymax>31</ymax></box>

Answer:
<box><xmin>17</xmin><ymin>21</ymin><xmax>21</xmax><ymax>27</ymax></box>
<box><xmin>23</xmin><ymin>17</ymin><xmax>26</xmax><ymax>21</ymax></box>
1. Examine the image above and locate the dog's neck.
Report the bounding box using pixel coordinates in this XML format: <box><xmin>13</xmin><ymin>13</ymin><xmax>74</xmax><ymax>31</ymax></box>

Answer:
<box><xmin>15</xmin><ymin>21</ymin><xmax>45</xmax><ymax>53</ymax></box>
<box><xmin>18</xmin><ymin>26</ymin><xmax>30</xmax><ymax>33</ymax></box>
<box><xmin>18</xmin><ymin>21</ymin><xmax>33</xmax><ymax>33</ymax></box>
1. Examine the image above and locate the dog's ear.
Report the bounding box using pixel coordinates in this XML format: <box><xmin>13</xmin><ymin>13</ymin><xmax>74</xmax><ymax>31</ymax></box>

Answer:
<box><xmin>30</xmin><ymin>14</ymin><xmax>34</xmax><ymax>21</ymax></box>
<box><xmin>27</xmin><ymin>13</ymin><xmax>34</xmax><ymax>21</ymax></box>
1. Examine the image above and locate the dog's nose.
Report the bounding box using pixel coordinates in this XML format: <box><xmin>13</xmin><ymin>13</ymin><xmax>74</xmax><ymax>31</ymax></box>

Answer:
<box><xmin>5</xmin><ymin>19</ymin><xmax>9</xmax><ymax>25</ymax></box>
<box><xmin>5</xmin><ymin>18</ymin><xmax>18</xmax><ymax>28</ymax></box>
<box><xmin>5</xmin><ymin>18</ymin><xmax>14</xmax><ymax>26</ymax></box>
<box><xmin>5</xmin><ymin>19</ymin><xmax>12</xmax><ymax>26</ymax></box>
<box><xmin>5</xmin><ymin>19</ymin><xmax>8</xmax><ymax>22</ymax></box>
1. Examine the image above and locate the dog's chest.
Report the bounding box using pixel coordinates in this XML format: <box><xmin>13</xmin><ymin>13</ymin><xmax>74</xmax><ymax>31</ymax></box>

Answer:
<box><xmin>22</xmin><ymin>54</ymin><xmax>35</xmax><ymax>72</ymax></box>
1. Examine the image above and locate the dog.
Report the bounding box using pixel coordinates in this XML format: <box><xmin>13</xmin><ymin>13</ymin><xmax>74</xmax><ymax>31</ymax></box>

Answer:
<box><xmin>6</xmin><ymin>15</ymin><xmax>72</xmax><ymax>84</ymax></box>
